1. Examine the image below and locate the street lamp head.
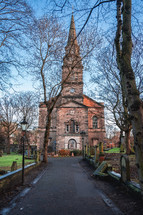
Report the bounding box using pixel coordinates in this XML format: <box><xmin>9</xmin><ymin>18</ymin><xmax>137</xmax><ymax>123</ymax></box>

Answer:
<box><xmin>20</xmin><ymin>117</ymin><xmax>28</xmax><ymax>131</ymax></box>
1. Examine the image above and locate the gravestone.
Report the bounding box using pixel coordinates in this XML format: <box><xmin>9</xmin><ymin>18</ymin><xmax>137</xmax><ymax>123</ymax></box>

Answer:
<box><xmin>36</xmin><ymin>151</ymin><xmax>40</xmax><ymax>163</ymax></box>
<box><xmin>33</xmin><ymin>149</ymin><xmax>36</xmax><ymax>159</ymax></box>
<box><xmin>11</xmin><ymin>161</ymin><xmax>17</xmax><ymax>171</ymax></box>
<box><xmin>36</xmin><ymin>150</ymin><xmax>41</xmax><ymax>163</ymax></box>
<box><xmin>99</xmin><ymin>142</ymin><xmax>104</xmax><ymax>155</ymax></box>
<box><xmin>120</xmin><ymin>154</ymin><xmax>130</xmax><ymax>183</ymax></box>
<box><xmin>99</xmin><ymin>142</ymin><xmax>105</xmax><ymax>163</ymax></box>
<box><xmin>94</xmin><ymin>145</ymin><xmax>99</xmax><ymax>164</ymax></box>
<box><xmin>93</xmin><ymin>161</ymin><xmax>108</xmax><ymax>176</ymax></box>
<box><xmin>88</xmin><ymin>145</ymin><xmax>90</xmax><ymax>157</ymax></box>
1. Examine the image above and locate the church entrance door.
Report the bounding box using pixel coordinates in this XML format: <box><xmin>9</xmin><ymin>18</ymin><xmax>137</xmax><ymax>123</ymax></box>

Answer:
<box><xmin>68</xmin><ymin>139</ymin><xmax>77</xmax><ymax>149</ymax></box>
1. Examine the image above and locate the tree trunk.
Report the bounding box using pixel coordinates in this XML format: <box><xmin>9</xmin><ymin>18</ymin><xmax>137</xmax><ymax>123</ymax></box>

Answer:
<box><xmin>6</xmin><ymin>135</ymin><xmax>10</xmax><ymax>154</ymax></box>
<box><xmin>43</xmin><ymin>109</ymin><xmax>52</xmax><ymax>163</ymax></box>
<box><xmin>115</xmin><ymin>0</ymin><xmax>143</xmax><ymax>193</ymax></box>
<box><xmin>125</xmin><ymin>129</ymin><xmax>131</xmax><ymax>155</ymax></box>
<box><xmin>119</xmin><ymin>130</ymin><xmax>122</xmax><ymax>148</ymax></box>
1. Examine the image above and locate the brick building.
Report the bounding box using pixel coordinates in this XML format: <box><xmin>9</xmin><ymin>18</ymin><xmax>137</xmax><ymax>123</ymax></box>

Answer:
<box><xmin>38</xmin><ymin>15</ymin><xmax>105</xmax><ymax>151</ymax></box>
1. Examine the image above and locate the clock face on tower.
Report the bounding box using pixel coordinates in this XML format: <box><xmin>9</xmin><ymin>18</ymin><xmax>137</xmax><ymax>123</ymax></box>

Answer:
<box><xmin>70</xmin><ymin>88</ymin><xmax>75</xmax><ymax>93</ymax></box>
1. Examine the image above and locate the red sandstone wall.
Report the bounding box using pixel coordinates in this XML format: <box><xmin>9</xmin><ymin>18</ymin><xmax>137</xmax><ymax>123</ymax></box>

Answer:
<box><xmin>83</xmin><ymin>95</ymin><xmax>105</xmax><ymax>146</ymax></box>
<box><xmin>56</xmin><ymin>102</ymin><xmax>88</xmax><ymax>150</ymax></box>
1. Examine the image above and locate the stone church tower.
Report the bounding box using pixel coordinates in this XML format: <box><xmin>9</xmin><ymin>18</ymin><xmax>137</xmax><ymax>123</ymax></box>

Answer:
<box><xmin>38</xmin><ymin>15</ymin><xmax>105</xmax><ymax>151</ymax></box>
<box><xmin>62</xmin><ymin>15</ymin><xmax>83</xmax><ymax>104</ymax></box>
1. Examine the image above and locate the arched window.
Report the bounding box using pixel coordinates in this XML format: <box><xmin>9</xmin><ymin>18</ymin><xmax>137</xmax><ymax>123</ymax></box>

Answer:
<box><xmin>92</xmin><ymin>116</ymin><xmax>98</xmax><ymax>129</ymax></box>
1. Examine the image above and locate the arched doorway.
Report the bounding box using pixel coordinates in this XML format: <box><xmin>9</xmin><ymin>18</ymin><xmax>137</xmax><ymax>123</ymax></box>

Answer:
<box><xmin>68</xmin><ymin>139</ymin><xmax>77</xmax><ymax>149</ymax></box>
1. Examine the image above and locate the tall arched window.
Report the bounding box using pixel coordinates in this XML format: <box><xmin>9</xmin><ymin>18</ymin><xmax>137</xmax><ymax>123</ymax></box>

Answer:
<box><xmin>92</xmin><ymin>116</ymin><xmax>98</xmax><ymax>129</ymax></box>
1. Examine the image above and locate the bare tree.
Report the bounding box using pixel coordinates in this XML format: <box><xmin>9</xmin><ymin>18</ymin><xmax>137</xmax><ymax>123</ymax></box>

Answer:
<box><xmin>27</xmin><ymin>16</ymin><xmax>66</xmax><ymax>162</ymax></box>
<box><xmin>90</xmin><ymin>46</ymin><xmax>133</xmax><ymax>154</ymax></box>
<box><xmin>17</xmin><ymin>91</ymin><xmax>39</xmax><ymax>129</ymax></box>
<box><xmin>0</xmin><ymin>0</ymin><xmax>33</xmax><ymax>91</ymax></box>
<box><xmin>115</xmin><ymin>0</ymin><xmax>143</xmax><ymax>192</ymax></box>
<box><xmin>0</xmin><ymin>96</ymin><xmax>19</xmax><ymax>154</ymax></box>
<box><xmin>0</xmin><ymin>92</ymin><xmax>38</xmax><ymax>154</ymax></box>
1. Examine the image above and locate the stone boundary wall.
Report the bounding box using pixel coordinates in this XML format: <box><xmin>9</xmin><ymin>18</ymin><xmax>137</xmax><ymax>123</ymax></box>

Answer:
<box><xmin>0</xmin><ymin>163</ymin><xmax>38</xmax><ymax>192</ymax></box>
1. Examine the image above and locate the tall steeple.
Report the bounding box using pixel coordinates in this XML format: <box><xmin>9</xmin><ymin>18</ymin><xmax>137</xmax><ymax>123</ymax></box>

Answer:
<box><xmin>67</xmin><ymin>14</ymin><xmax>78</xmax><ymax>46</ymax></box>
<box><xmin>62</xmin><ymin>14</ymin><xmax>83</xmax><ymax>104</ymax></box>
<box><xmin>65</xmin><ymin>14</ymin><xmax>80</xmax><ymax>56</ymax></box>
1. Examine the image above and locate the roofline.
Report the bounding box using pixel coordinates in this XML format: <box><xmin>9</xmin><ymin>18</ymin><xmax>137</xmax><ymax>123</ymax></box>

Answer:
<box><xmin>83</xmin><ymin>94</ymin><xmax>104</xmax><ymax>107</ymax></box>
<box><xmin>58</xmin><ymin>100</ymin><xmax>88</xmax><ymax>108</ymax></box>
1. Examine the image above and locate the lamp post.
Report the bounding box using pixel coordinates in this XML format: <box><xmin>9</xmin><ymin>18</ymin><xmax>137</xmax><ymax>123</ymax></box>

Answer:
<box><xmin>80</xmin><ymin>131</ymin><xmax>86</xmax><ymax>157</ymax></box>
<box><xmin>20</xmin><ymin>117</ymin><xmax>28</xmax><ymax>185</ymax></box>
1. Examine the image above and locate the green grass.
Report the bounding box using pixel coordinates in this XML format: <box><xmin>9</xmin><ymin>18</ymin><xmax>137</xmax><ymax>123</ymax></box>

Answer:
<box><xmin>0</xmin><ymin>153</ymin><xmax>35</xmax><ymax>170</ymax></box>
<box><xmin>105</xmin><ymin>147</ymin><xmax>120</xmax><ymax>153</ymax></box>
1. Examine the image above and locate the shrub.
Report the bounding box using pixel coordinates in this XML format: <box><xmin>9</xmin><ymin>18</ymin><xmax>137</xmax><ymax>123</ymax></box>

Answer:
<box><xmin>59</xmin><ymin>149</ymin><xmax>70</xmax><ymax>156</ymax></box>
<box><xmin>48</xmin><ymin>146</ymin><xmax>53</xmax><ymax>152</ymax></box>
<box><xmin>70</xmin><ymin>150</ymin><xmax>82</xmax><ymax>156</ymax></box>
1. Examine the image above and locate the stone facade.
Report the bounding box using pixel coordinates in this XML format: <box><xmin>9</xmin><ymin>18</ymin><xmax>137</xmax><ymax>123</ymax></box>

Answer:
<box><xmin>38</xmin><ymin>15</ymin><xmax>105</xmax><ymax>151</ymax></box>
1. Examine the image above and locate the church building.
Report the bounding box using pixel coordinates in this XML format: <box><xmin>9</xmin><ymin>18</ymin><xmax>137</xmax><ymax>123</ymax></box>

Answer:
<box><xmin>38</xmin><ymin>15</ymin><xmax>105</xmax><ymax>151</ymax></box>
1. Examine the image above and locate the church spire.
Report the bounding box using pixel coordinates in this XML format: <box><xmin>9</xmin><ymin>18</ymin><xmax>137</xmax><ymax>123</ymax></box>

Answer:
<box><xmin>62</xmin><ymin>13</ymin><xmax>83</xmax><ymax>104</ymax></box>
<box><xmin>67</xmin><ymin>14</ymin><xmax>78</xmax><ymax>46</ymax></box>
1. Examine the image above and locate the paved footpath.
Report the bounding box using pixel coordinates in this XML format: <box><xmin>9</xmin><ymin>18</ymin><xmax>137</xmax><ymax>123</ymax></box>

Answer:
<box><xmin>7</xmin><ymin>157</ymin><xmax>123</xmax><ymax>215</ymax></box>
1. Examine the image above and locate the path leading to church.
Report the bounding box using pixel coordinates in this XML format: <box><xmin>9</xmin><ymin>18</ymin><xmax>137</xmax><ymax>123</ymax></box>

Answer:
<box><xmin>9</xmin><ymin>157</ymin><xmax>122</xmax><ymax>215</ymax></box>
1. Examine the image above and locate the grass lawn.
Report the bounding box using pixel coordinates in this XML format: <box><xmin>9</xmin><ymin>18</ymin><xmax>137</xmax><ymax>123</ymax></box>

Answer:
<box><xmin>105</xmin><ymin>147</ymin><xmax>121</xmax><ymax>153</ymax></box>
<box><xmin>0</xmin><ymin>153</ymin><xmax>35</xmax><ymax>171</ymax></box>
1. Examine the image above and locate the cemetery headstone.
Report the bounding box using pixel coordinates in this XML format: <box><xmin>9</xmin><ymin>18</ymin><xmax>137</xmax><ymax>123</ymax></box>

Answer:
<box><xmin>36</xmin><ymin>150</ymin><xmax>41</xmax><ymax>163</ymax></box>
<box><xmin>93</xmin><ymin>161</ymin><xmax>108</xmax><ymax>176</ymax></box>
<box><xmin>120</xmin><ymin>154</ymin><xmax>130</xmax><ymax>183</ymax></box>
<box><xmin>11</xmin><ymin>161</ymin><xmax>17</xmax><ymax>171</ymax></box>
<box><xmin>94</xmin><ymin>145</ymin><xmax>99</xmax><ymax>164</ymax></box>
<box><xmin>88</xmin><ymin>145</ymin><xmax>90</xmax><ymax>157</ymax></box>
<box><xmin>99</xmin><ymin>142</ymin><xmax>104</xmax><ymax>154</ymax></box>
<box><xmin>36</xmin><ymin>151</ymin><xmax>40</xmax><ymax>163</ymax></box>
